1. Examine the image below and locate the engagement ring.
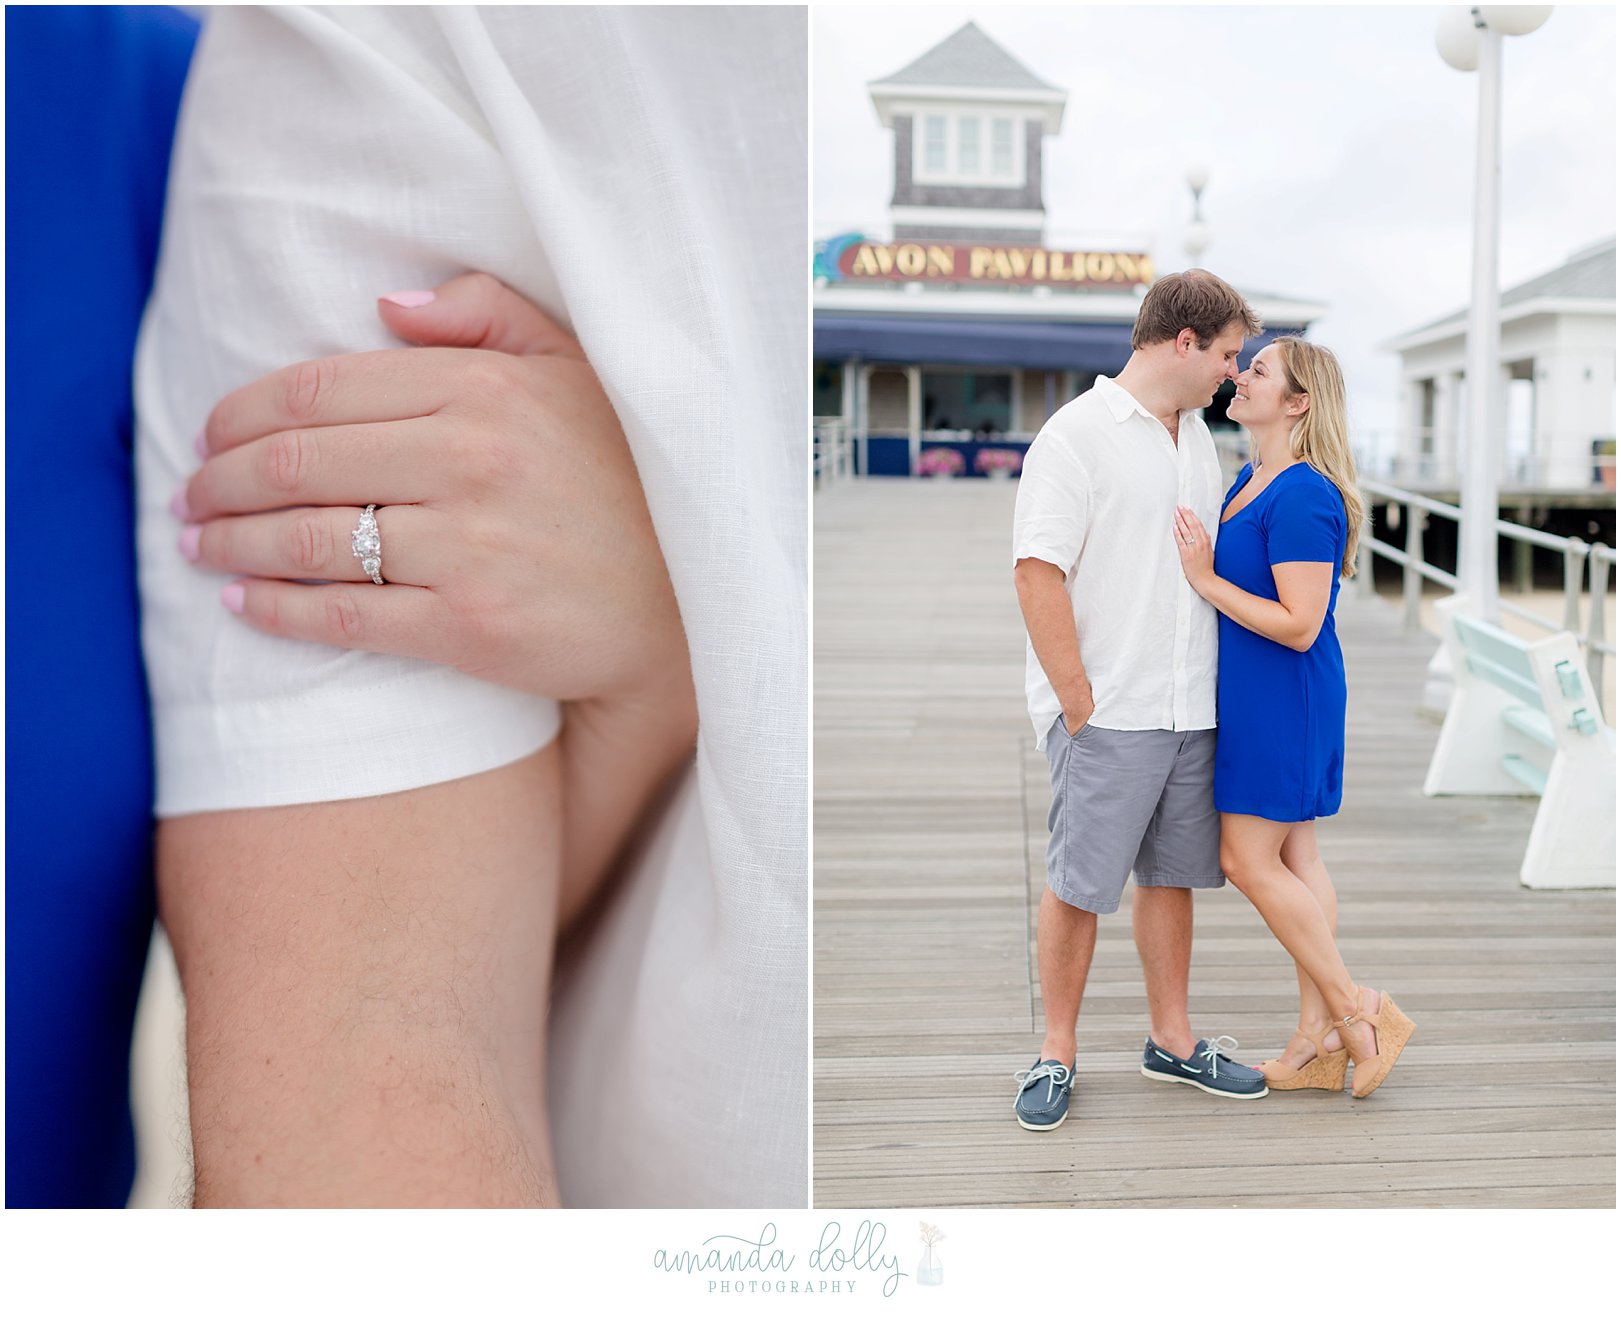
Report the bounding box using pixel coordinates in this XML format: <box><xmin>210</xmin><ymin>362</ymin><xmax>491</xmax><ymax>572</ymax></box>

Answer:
<box><xmin>352</xmin><ymin>504</ymin><xmax>384</xmax><ymax>584</ymax></box>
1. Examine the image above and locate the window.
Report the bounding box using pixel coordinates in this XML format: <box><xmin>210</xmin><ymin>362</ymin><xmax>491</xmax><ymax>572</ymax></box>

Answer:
<box><xmin>922</xmin><ymin>370</ymin><xmax>1013</xmax><ymax>434</ymax></box>
<box><xmin>991</xmin><ymin>118</ymin><xmax>1014</xmax><ymax>177</ymax></box>
<box><xmin>956</xmin><ymin>117</ymin><xmax>979</xmax><ymax>174</ymax></box>
<box><xmin>923</xmin><ymin>115</ymin><xmax>947</xmax><ymax>173</ymax></box>
<box><xmin>813</xmin><ymin>360</ymin><xmax>844</xmax><ymax>419</ymax></box>
<box><xmin>913</xmin><ymin>113</ymin><xmax>1025</xmax><ymax>187</ymax></box>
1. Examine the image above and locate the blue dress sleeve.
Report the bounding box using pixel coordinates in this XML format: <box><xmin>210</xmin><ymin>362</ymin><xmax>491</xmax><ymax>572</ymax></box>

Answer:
<box><xmin>1266</xmin><ymin>469</ymin><xmax>1346</xmax><ymax>566</ymax></box>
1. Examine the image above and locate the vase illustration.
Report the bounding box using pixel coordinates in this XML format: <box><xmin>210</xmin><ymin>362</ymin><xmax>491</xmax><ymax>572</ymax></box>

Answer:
<box><xmin>917</xmin><ymin>1244</ymin><xmax>944</xmax><ymax>1286</ymax></box>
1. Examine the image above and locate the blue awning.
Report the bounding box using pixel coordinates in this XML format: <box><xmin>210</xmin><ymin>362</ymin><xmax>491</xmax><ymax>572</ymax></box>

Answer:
<box><xmin>814</xmin><ymin>314</ymin><xmax>1287</xmax><ymax>372</ymax></box>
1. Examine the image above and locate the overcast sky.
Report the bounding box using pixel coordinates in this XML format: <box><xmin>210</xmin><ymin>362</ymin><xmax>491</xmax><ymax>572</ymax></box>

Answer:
<box><xmin>813</xmin><ymin>3</ymin><xmax>1616</xmax><ymax>447</ymax></box>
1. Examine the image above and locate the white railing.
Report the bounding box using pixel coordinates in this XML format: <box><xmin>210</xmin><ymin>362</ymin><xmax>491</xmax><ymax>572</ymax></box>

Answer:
<box><xmin>813</xmin><ymin>418</ymin><xmax>854</xmax><ymax>490</ymax></box>
<box><xmin>1377</xmin><ymin>454</ymin><xmax>1617</xmax><ymax>489</ymax></box>
<box><xmin>1222</xmin><ymin>430</ymin><xmax>1619</xmax><ymax>491</ymax></box>
<box><xmin>1358</xmin><ymin>477</ymin><xmax>1615</xmax><ymax>711</ymax></box>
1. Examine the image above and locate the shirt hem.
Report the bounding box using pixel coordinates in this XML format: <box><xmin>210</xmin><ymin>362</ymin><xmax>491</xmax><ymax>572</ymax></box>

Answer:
<box><xmin>153</xmin><ymin>668</ymin><xmax>563</xmax><ymax>817</ymax></box>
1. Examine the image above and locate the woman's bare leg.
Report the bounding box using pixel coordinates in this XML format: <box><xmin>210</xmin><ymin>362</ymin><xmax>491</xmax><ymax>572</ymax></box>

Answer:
<box><xmin>1219</xmin><ymin>813</ymin><xmax>1371</xmax><ymax>1047</ymax></box>
<box><xmin>1274</xmin><ymin>821</ymin><xmax>1344</xmax><ymax>1064</ymax></box>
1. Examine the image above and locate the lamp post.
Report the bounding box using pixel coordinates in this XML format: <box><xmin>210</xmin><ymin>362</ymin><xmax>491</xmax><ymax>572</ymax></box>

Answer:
<box><xmin>1184</xmin><ymin>163</ymin><xmax>1211</xmax><ymax>267</ymax></box>
<box><xmin>1436</xmin><ymin>5</ymin><xmax>1553</xmax><ymax>624</ymax></box>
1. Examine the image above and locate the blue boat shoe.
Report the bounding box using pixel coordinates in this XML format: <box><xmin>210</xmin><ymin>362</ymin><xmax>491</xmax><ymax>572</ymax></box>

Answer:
<box><xmin>1140</xmin><ymin>1035</ymin><xmax>1268</xmax><ymax>1099</ymax></box>
<box><xmin>1013</xmin><ymin>1058</ymin><xmax>1075</xmax><ymax>1130</ymax></box>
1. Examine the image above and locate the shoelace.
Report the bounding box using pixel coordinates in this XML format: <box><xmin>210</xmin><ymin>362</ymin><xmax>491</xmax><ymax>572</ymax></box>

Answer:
<box><xmin>1199</xmin><ymin>1035</ymin><xmax>1242</xmax><ymax>1078</ymax></box>
<box><xmin>1012</xmin><ymin>1061</ymin><xmax>1071</xmax><ymax>1107</ymax></box>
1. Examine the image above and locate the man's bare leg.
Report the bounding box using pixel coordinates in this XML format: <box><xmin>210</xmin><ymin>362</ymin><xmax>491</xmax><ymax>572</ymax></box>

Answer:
<box><xmin>158</xmin><ymin>745</ymin><xmax>562</xmax><ymax>1207</ymax></box>
<box><xmin>1133</xmin><ymin>885</ymin><xmax>1197</xmax><ymax>1058</ymax></box>
<box><xmin>1036</xmin><ymin>888</ymin><xmax>1098</xmax><ymax>1068</ymax></box>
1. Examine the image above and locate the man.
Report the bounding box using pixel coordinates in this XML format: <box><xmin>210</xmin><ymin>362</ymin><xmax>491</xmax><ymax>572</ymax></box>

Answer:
<box><xmin>1010</xmin><ymin>270</ymin><xmax>1268</xmax><ymax>1131</ymax></box>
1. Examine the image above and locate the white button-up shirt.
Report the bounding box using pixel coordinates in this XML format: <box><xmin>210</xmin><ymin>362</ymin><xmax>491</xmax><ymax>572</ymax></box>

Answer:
<box><xmin>1013</xmin><ymin>375</ymin><xmax>1224</xmax><ymax>748</ymax></box>
<box><xmin>133</xmin><ymin>5</ymin><xmax>806</xmax><ymax>1207</ymax></box>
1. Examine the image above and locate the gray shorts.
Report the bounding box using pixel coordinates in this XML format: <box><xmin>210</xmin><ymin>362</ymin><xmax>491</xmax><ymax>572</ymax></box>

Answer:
<box><xmin>1043</xmin><ymin>716</ymin><xmax>1225</xmax><ymax>914</ymax></box>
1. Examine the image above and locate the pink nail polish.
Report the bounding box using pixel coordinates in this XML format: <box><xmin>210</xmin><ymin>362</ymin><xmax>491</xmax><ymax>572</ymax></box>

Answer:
<box><xmin>170</xmin><ymin>487</ymin><xmax>192</xmax><ymax>521</ymax></box>
<box><xmin>382</xmin><ymin>289</ymin><xmax>436</xmax><ymax>308</ymax></box>
<box><xmin>194</xmin><ymin>429</ymin><xmax>209</xmax><ymax>459</ymax></box>
<box><xmin>221</xmin><ymin>583</ymin><xmax>246</xmax><ymax>614</ymax></box>
<box><xmin>178</xmin><ymin>526</ymin><xmax>201</xmax><ymax>561</ymax></box>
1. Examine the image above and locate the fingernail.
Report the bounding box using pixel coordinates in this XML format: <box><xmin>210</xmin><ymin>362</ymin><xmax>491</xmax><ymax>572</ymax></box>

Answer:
<box><xmin>194</xmin><ymin>429</ymin><xmax>209</xmax><ymax>459</ymax></box>
<box><xmin>178</xmin><ymin>526</ymin><xmax>201</xmax><ymax>561</ymax></box>
<box><xmin>221</xmin><ymin>583</ymin><xmax>245</xmax><ymax>614</ymax></box>
<box><xmin>170</xmin><ymin>486</ymin><xmax>192</xmax><ymax>521</ymax></box>
<box><xmin>381</xmin><ymin>289</ymin><xmax>436</xmax><ymax>308</ymax></box>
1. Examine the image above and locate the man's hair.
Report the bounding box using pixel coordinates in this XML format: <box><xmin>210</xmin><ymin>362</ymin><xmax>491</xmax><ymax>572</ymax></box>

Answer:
<box><xmin>1131</xmin><ymin>269</ymin><xmax>1262</xmax><ymax>350</ymax></box>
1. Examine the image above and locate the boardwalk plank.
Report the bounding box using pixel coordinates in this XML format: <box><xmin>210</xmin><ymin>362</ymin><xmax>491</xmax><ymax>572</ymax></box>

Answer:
<box><xmin>813</xmin><ymin>480</ymin><xmax>1616</xmax><ymax>1209</ymax></box>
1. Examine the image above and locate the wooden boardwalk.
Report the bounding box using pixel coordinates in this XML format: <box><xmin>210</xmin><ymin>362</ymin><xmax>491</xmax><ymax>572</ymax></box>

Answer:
<box><xmin>814</xmin><ymin>478</ymin><xmax>1615</xmax><ymax>1209</ymax></box>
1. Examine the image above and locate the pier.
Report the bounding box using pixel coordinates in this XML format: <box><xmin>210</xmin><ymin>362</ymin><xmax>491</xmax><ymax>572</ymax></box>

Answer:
<box><xmin>814</xmin><ymin>478</ymin><xmax>1615</xmax><ymax>1208</ymax></box>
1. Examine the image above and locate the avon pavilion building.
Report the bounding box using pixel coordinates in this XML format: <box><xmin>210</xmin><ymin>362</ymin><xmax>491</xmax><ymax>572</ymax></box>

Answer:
<box><xmin>813</xmin><ymin>20</ymin><xmax>1326</xmax><ymax>479</ymax></box>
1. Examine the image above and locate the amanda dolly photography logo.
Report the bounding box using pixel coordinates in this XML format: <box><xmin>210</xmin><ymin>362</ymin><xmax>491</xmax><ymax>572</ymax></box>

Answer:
<box><xmin>651</xmin><ymin>1219</ymin><xmax>950</xmax><ymax>1297</ymax></box>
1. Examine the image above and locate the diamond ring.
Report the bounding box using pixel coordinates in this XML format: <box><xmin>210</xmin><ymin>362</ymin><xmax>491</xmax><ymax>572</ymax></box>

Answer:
<box><xmin>351</xmin><ymin>504</ymin><xmax>385</xmax><ymax>584</ymax></box>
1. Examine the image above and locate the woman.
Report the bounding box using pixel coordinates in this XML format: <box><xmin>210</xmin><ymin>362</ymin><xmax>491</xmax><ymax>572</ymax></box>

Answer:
<box><xmin>1173</xmin><ymin>337</ymin><xmax>1414</xmax><ymax>1098</ymax></box>
<box><xmin>6</xmin><ymin>2</ymin><xmax>200</xmax><ymax>1208</ymax></box>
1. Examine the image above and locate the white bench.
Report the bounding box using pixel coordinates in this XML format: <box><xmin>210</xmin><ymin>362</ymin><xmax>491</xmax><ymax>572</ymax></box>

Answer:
<box><xmin>1424</xmin><ymin>595</ymin><xmax>1615</xmax><ymax>890</ymax></box>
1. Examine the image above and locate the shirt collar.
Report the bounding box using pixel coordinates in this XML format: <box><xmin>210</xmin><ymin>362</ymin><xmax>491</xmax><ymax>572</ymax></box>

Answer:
<box><xmin>1096</xmin><ymin>374</ymin><xmax>1195</xmax><ymax>428</ymax></box>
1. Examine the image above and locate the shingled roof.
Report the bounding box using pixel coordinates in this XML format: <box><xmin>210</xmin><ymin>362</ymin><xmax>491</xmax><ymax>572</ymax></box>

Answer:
<box><xmin>1402</xmin><ymin>237</ymin><xmax>1616</xmax><ymax>337</ymax></box>
<box><xmin>872</xmin><ymin>20</ymin><xmax>1059</xmax><ymax>92</ymax></box>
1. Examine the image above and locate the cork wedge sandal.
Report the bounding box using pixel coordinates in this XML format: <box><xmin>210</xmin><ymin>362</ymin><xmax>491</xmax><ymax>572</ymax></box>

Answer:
<box><xmin>1337</xmin><ymin>987</ymin><xmax>1416</xmax><ymax>1099</ymax></box>
<box><xmin>1257</xmin><ymin>1023</ymin><xmax>1349</xmax><ymax>1092</ymax></box>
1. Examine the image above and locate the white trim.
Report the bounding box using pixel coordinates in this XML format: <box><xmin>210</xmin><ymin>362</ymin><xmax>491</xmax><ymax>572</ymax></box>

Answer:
<box><xmin>870</xmin><ymin>81</ymin><xmax>1068</xmax><ymax>105</ymax></box>
<box><xmin>1381</xmin><ymin>297</ymin><xmax>1619</xmax><ymax>353</ymax></box>
<box><xmin>870</xmin><ymin>82</ymin><xmax>1067</xmax><ymax>134</ymax></box>
<box><xmin>888</xmin><ymin>204</ymin><xmax>1045</xmax><ymax>231</ymax></box>
<box><xmin>819</xmin><ymin>284</ymin><xmax>1145</xmax><ymax>321</ymax></box>
<box><xmin>816</xmin><ymin>284</ymin><xmax>1328</xmax><ymax>327</ymax></box>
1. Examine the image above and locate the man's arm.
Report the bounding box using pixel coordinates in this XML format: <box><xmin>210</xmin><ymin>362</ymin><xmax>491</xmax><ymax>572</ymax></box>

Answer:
<box><xmin>1014</xmin><ymin>557</ymin><xmax>1094</xmax><ymax>734</ymax></box>
<box><xmin>157</xmin><ymin>746</ymin><xmax>562</xmax><ymax>1207</ymax></box>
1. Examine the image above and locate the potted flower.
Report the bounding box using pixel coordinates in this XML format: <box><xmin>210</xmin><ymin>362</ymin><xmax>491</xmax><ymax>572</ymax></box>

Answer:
<box><xmin>974</xmin><ymin>448</ymin><xmax>1023</xmax><ymax>481</ymax></box>
<box><xmin>917</xmin><ymin>447</ymin><xmax>965</xmax><ymax>479</ymax></box>
<box><xmin>917</xmin><ymin>1222</ymin><xmax>945</xmax><ymax>1286</ymax></box>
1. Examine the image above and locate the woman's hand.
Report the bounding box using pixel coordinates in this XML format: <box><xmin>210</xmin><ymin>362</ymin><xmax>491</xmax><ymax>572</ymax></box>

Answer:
<box><xmin>1173</xmin><ymin>506</ymin><xmax>1216</xmax><ymax>595</ymax></box>
<box><xmin>175</xmin><ymin>273</ymin><xmax>687</xmax><ymax>708</ymax></box>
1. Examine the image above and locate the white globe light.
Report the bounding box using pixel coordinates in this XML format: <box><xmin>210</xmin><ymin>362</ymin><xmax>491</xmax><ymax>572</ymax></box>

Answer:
<box><xmin>1481</xmin><ymin>6</ymin><xmax>1553</xmax><ymax>36</ymax></box>
<box><xmin>1185</xmin><ymin>163</ymin><xmax>1210</xmax><ymax>193</ymax></box>
<box><xmin>1185</xmin><ymin>220</ymin><xmax>1210</xmax><ymax>259</ymax></box>
<box><xmin>1436</xmin><ymin>7</ymin><xmax>1482</xmax><ymax>70</ymax></box>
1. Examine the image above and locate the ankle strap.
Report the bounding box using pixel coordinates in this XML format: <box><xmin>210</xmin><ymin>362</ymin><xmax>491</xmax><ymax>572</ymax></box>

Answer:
<box><xmin>1335</xmin><ymin>986</ymin><xmax>1368</xmax><ymax>1030</ymax></box>
<box><xmin>1304</xmin><ymin>1022</ymin><xmax>1338</xmax><ymax>1054</ymax></box>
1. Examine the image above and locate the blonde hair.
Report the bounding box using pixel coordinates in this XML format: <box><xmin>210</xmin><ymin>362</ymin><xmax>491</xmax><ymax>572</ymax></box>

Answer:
<box><xmin>1270</xmin><ymin>337</ymin><xmax>1364</xmax><ymax>578</ymax></box>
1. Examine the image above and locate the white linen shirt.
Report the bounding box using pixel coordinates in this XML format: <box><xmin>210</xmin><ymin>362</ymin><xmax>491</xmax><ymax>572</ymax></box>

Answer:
<box><xmin>134</xmin><ymin>6</ymin><xmax>805</xmax><ymax>1208</ymax></box>
<box><xmin>1012</xmin><ymin>375</ymin><xmax>1224</xmax><ymax>748</ymax></box>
